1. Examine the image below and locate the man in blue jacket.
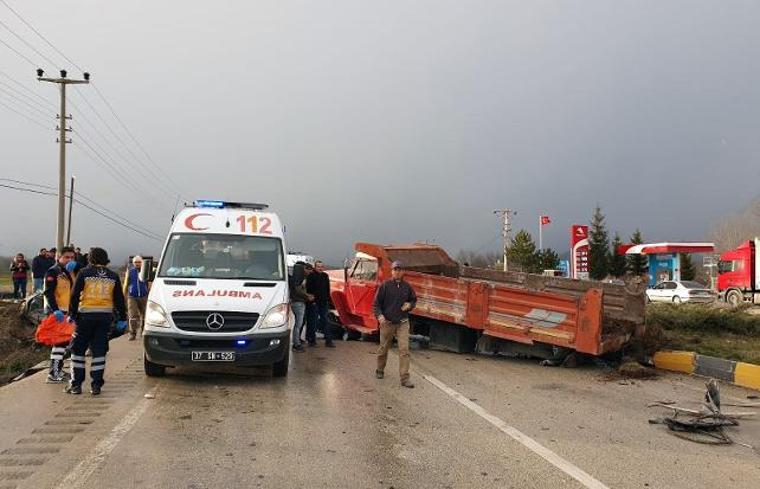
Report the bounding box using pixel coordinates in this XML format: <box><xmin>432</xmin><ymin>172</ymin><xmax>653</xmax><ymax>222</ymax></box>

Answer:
<box><xmin>123</xmin><ymin>255</ymin><xmax>149</xmax><ymax>341</ymax></box>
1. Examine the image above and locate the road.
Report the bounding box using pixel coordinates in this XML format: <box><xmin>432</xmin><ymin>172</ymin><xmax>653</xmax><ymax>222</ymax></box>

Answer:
<box><xmin>1</xmin><ymin>337</ymin><xmax>759</xmax><ymax>489</ymax></box>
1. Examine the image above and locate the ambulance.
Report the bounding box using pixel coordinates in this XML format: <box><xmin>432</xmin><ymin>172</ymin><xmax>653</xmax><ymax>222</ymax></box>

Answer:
<box><xmin>143</xmin><ymin>200</ymin><xmax>291</xmax><ymax>377</ymax></box>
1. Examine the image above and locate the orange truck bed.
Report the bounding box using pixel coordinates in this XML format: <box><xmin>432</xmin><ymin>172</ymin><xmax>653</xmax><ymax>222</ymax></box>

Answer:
<box><xmin>329</xmin><ymin>242</ymin><xmax>646</xmax><ymax>356</ymax></box>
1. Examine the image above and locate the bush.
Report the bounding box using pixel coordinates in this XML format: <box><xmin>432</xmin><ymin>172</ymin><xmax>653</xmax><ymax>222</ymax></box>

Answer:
<box><xmin>646</xmin><ymin>303</ymin><xmax>760</xmax><ymax>336</ymax></box>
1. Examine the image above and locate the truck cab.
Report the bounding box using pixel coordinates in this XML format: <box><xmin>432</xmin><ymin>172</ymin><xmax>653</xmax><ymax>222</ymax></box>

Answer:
<box><xmin>718</xmin><ymin>238</ymin><xmax>759</xmax><ymax>305</ymax></box>
<box><xmin>143</xmin><ymin>200</ymin><xmax>291</xmax><ymax>377</ymax></box>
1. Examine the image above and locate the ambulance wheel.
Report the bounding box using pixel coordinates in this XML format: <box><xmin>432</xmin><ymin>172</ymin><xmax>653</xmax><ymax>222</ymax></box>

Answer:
<box><xmin>144</xmin><ymin>355</ymin><xmax>166</xmax><ymax>377</ymax></box>
<box><xmin>272</xmin><ymin>348</ymin><xmax>289</xmax><ymax>377</ymax></box>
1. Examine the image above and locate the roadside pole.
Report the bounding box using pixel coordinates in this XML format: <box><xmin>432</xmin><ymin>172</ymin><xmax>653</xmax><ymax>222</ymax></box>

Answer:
<box><xmin>37</xmin><ymin>69</ymin><xmax>90</xmax><ymax>255</ymax></box>
<box><xmin>66</xmin><ymin>175</ymin><xmax>75</xmax><ymax>245</ymax></box>
<box><xmin>494</xmin><ymin>209</ymin><xmax>515</xmax><ymax>272</ymax></box>
<box><xmin>538</xmin><ymin>214</ymin><xmax>543</xmax><ymax>251</ymax></box>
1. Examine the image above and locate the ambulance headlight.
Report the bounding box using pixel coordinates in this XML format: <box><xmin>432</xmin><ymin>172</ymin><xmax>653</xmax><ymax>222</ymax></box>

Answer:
<box><xmin>260</xmin><ymin>303</ymin><xmax>288</xmax><ymax>329</ymax></box>
<box><xmin>146</xmin><ymin>301</ymin><xmax>169</xmax><ymax>327</ymax></box>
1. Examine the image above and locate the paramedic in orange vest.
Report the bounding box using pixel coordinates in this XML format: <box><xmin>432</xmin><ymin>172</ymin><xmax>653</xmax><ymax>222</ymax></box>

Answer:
<box><xmin>66</xmin><ymin>247</ymin><xmax>127</xmax><ymax>395</ymax></box>
<box><xmin>43</xmin><ymin>246</ymin><xmax>79</xmax><ymax>383</ymax></box>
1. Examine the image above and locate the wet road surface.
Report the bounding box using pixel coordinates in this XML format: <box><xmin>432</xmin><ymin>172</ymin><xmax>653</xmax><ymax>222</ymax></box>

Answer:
<box><xmin>1</xmin><ymin>336</ymin><xmax>759</xmax><ymax>489</ymax></box>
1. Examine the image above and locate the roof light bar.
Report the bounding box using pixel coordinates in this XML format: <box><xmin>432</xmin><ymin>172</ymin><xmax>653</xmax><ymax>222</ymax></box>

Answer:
<box><xmin>193</xmin><ymin>200</ymin><xmax>269</xmax><ymax>210</ymax></box>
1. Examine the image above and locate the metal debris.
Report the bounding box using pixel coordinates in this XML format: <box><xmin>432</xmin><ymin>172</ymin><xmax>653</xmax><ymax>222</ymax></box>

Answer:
<box><xmin>649</xmin><ymin>379</ymin><xmax>756</xmax><ymax>446</ymax></box>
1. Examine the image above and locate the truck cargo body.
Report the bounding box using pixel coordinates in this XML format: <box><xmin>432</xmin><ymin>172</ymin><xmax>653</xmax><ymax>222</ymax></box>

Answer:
<box><xmin>329</xmin><ymin>243</ymin><xmax>646</xmax><ymax>356</ymax></box>
<box><xmin>718</xmin><ymin>238</ymin><xmax>760</xmax><ymax>305</ymax></box>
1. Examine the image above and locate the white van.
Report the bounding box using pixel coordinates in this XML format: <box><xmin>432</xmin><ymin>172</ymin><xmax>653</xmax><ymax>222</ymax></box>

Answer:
<box><xmin>143</xmin><ymin>200</ymin><xmax>291</xmax><ymax>377</ymax></box>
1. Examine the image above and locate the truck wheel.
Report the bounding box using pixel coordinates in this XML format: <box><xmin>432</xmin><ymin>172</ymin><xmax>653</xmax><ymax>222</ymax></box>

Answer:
<box><xmin>726</xmin><ymin>290</ymin><xmax>743</xmax><ymax>307</ymax></box>
<box><xmin>144</xmin><ymin>355</ymin><xmax>166</xmax><ymax>377</ymax></box>
<box><xmin>345</xmin><ymin>328</ymin><xmax>362</xmax><ymax>341</ymax></box>
<box><xmin>272</xmin><ymin>347</ymin><xmax>289</xmax><ymax>377</ymax></box>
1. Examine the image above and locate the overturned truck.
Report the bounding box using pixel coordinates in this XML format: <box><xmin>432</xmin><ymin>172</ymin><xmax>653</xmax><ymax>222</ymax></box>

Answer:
<box><xmin>328</xmin><ymin>243</ymin><xmax>646</xmax><ymax>361</ymax></box>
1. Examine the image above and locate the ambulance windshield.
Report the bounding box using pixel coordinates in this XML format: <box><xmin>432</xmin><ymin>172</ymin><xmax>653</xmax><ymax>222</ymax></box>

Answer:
<box><xmin>158</xmin><ymin>233</ymin><xmax>285</xmax><ymax>280</ymax></box>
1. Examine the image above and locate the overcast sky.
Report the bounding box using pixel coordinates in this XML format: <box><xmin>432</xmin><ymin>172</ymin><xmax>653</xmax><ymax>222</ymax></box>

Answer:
<box><xmin>1</xmin><ymin>0</ymin><xmax>759</xmax><ymax>265</ymax></box>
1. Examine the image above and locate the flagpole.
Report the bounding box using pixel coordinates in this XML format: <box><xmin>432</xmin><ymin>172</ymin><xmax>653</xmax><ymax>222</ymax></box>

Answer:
<box><xmin>539</xmin><ymin>215</ymin><xmax>543</xmax><ymax>251</ymax></box>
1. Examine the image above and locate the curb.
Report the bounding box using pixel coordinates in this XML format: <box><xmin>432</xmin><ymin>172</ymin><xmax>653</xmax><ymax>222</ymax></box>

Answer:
<box><xmin>653</xmin><ymin>350</ymin><xmax>760</xmax><ymax>391</ymax></box>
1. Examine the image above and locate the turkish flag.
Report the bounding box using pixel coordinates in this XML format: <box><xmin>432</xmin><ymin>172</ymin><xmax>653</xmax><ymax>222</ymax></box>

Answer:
<box><xmin>540</xmin><ymin>215</ymin><xmax>551</xmax><ymax>226</ymax></box>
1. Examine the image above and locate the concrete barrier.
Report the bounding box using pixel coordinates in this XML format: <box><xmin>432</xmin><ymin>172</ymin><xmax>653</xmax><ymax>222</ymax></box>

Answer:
<box><xmin>653</xmin><ymin>350</ymin><xmax>760</xmax><ymax>391</ymax></box>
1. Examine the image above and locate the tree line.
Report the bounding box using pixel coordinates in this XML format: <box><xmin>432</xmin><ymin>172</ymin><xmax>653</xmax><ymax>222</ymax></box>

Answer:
<box><xmin>458</xmin><ymin>205</ymin><xmax>699</xmax><ymax>281</ymax></box>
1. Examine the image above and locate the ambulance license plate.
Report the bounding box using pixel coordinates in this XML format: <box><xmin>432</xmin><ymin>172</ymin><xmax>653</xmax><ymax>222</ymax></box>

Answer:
<box><xmin>191</xmin><ymin>351</ymin><xmax>235</xmax><ymax>362</ymax></box>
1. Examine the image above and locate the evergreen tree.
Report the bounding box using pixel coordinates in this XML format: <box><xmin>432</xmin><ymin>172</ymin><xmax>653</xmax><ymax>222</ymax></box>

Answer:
<box><xmin>506</xmin><ymin>229</ymin><xmax>538</xmax><ymax>272</ymax></box>
<box><xmin>680</xmin><ymin>253</ymin><xmax>696</xmax><ymax>281</ymax></box>
<box><xmin>536</xmin><ymin>248</ymin><xmax>560</xmax><ymax>272</ymax></box>
<box><xmin>608</xmin><ymin>232</ymin><xmax>628</xmax><ymax>278</ymax></box>
<box><xmin>588</xmin><ymin>205</ymin><xmax>610</xmax><ymax>280</ymax></box>
<box><xmin>627</xmin><ymin>229</ymin><xmax>648</xmax><ymax>276</ymax></box>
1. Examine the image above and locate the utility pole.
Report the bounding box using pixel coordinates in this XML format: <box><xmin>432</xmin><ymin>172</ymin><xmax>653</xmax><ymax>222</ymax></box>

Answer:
<box><xmin>66</xmin><ymin>175</ymin><xmax>75</xmax><ymax>245</ymax></box>
<box><xmin>494</xmin><ymin>209</ymin><xmax>516</xmax><ymax>272</ymax></box>
<box><xmin>37</xmin><ymin>69</ymin><xmax>90</xmax><ymax>255</ymax></box>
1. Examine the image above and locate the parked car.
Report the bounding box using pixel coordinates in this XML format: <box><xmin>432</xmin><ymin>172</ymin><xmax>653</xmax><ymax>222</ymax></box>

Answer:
<box><xmin>646</xmin><ymin>281</ymin><xmax>716</xmax><ymax>303</ymax></box>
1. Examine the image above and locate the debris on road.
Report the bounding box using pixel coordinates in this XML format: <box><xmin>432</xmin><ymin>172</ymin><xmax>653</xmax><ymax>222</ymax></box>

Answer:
<box><xmin>144</xmin><ymin>393</ymin><xmax>156</xmax><ymax>399</ymax></box>
<box><xmin>618</xmin><ymin>360</ymin><xmax>659</xmax><ymax>379</ymax></box>
<box><xmin>649</xmin><ymin>379</ymin><xmax>758</xmax><ymax>446</ymax></box>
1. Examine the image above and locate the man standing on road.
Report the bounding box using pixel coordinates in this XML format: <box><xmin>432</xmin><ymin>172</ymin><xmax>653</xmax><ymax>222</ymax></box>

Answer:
<box><xmin>306</xmin><ymin>260</ymin><xmax>335</xmax><ymax>348</ymax></box>
<box><xmin>123</xmin><ymin>255</ymin><xmax>149</xmax><ymax>341</ymax></box>
<box><xmin>289</xmin><ymin>262</ymin><xmax>314</xmax><ymax>352</ymax></box>
<box><xmin>373</xmin><ymin>261</ymin><xmax>417</xmax><ymax>388</ymax></box>
<box><xmin>66</xmin><ymin>248</ymin><xmax>127</xmax><ymax>395</ymax></box>
<box><xmin>43</xmin><ymin>246</ymin><xmax>79</xmax><ymax>383</ymax></box>
<box><xmin>32</xmin><ymin>248</ymin><xmax>53</xmax><ymax>292</ymax></box>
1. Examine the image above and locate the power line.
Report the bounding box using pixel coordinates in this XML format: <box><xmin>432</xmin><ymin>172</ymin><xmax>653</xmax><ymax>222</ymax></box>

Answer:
<box><xmin>0</xmin><ymin>68</ymin><xmax>55</xmax><ymax>107</ymax></box>
<box><xmin>0</xmin><ymin>181</ymin><xmax>163</xmax><ymax>241</ymax></box>
<box><xmin>0</xmin><ymin>0</ymin><xmax>83</xmax><ymax>72</ymax></box>
<box><xmin>0</xmin><ymin>98</ymin><xmax>48</xmax><ymax>128</ymax></box>
<box><xmin>0</xmin><ymin>84</ymin><xmax>50</xmax><ymax>117</ymax></box>
<box><xmin>73</xmin><ymin>86</ymin><xmax>176</xmax><ymax>196</ymax></box>
<box><xmin>70</xmin><ymin>88</ymin><xmax>178</xmax><ymax>206</ymax></box>
<box><xmin>0</xmin><ymin>33</ymin><xmax>36</xmax><ymax>66</ymax></box>
<box><xmin>0</xmin><ymin>17</ymin><xmax>58</xmax><ymax>68</ymax></box>
<box><xmin>0</xmin><ymin>79</ymin><xmax>52</xmax><ymax>111</ymax></box>
<box><xmin>90</xmin><ymin>83</ymin><xmax>186</xmax><ymax>199</ymax></box>
<box><xmin>73</xmin><ymin>138</ymin><xmax>145</xmax><ymax>195</ymax></box>
<box><xmin>0</xmin><ymin>177</ymin><xmax>164</xmax><ymax>239</ymax></box>
<box><xmin>73</xmin><ymin>136</ymin><xmax>174</xmax><ymax>211</ymax></box>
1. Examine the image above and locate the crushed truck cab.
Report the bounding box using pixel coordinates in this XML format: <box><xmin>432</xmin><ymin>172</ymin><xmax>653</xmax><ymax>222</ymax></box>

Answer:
<box><xmin>143</xmin><ymin>200</ymin><xmax>291</xmax><ymax>377</ymax></box>
<box><xmin>329</xmin><ymin>243</ymin><xmax>646</xmax><ymax>358</ymax></box>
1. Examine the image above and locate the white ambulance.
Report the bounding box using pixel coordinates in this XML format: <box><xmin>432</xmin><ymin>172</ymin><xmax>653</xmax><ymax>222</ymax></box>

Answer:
<box><xmin>143</xmin><ymin>200</ymin><xmax>291</xmax><ymax>377</ymax></box>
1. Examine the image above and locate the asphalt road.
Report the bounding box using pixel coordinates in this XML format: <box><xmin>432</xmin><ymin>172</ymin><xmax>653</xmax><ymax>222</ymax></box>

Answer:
<box><xmin>1</xmin><ymin>337</ymin><xmax>759</xmax><ymax>489</ymax></box>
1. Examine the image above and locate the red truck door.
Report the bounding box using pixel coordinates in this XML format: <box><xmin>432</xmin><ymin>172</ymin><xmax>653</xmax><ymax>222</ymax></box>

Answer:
<box><xmin>345</xmin><ymin>258</ymin><xmax>379</xmax><ymax>328</ymax></box>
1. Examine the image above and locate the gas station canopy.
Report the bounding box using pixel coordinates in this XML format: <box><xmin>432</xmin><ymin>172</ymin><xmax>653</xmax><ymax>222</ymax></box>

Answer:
<box><xmin>623</xmin><ymin>242</ymin><xmax>715</xmax><ymax>255</ymax></box>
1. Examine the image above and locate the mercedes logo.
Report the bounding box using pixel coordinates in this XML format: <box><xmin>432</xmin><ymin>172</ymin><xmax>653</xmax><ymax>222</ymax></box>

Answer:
<box><xmin>206</xmin><ymin>313</ymin><xmax>225</xmax><ymax>331</ymax></box>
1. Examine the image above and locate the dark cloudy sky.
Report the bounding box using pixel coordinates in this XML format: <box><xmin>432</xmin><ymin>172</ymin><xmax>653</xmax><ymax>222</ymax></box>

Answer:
<box><xmin>1</xmin><ymin>0</ymin><xmax>759</xmax><ymax>265</ymax></box>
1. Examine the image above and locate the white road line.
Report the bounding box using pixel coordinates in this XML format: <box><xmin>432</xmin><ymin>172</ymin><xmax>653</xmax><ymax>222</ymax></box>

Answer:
<box><xmin>423</xmin><ymin>373</ymin><xmax>610</xmax><ymax>489</ymax></box>
<box><xmin>54</xmin><ymin>387</ymin><xmax>157</xmax><ymax>489</ymax></box>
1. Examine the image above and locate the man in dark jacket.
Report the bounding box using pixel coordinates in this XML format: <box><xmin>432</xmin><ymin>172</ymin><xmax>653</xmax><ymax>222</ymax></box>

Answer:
<box><xmin>373</xmin><ymin>261</ymin><xmax>417</xmax><ymax>388</ymax></box>
<box><xmin>32</xmin><ymin>248</ymin><xmax>53</xmax><ymax>292</ymax></box>
<box><xmin>305</xmin><ymin>260</ymin><xmax>334</xmax><ymax>348</ymax></box>
<box><xmin>289</xmin><ymin>262</ymin><xmax>314</xmax><ymax>352</ymax></box>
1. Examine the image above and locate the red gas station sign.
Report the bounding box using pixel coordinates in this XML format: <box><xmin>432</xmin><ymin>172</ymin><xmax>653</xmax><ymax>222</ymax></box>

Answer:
<box><xmin>570</xmin><ymin>225</ymin><xmax>589</xmax><ymax>279</ymax></box>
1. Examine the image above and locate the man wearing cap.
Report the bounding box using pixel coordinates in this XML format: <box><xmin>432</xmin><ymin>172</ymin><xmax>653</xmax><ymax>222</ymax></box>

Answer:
<box><xmin>373</xmin><ymin>261</ymin><xmax>417</xmax><ymax>388</ymax></box>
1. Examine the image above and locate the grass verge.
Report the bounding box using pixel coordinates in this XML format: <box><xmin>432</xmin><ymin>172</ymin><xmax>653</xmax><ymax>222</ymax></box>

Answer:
<box><xmin>646</xmin><ymin>303</ymin><xmax>760</xmax><ymax>365</ymax></box>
